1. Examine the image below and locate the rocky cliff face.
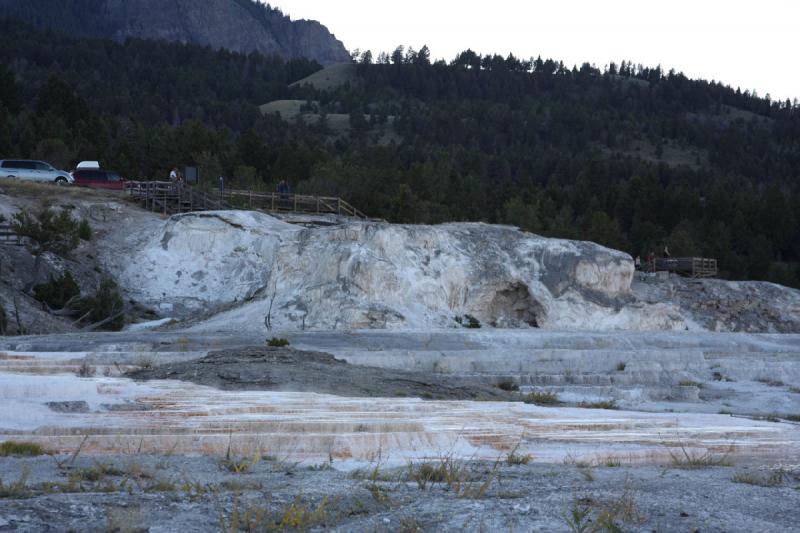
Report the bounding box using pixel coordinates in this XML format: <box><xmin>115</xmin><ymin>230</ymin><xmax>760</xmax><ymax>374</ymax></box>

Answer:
<box><xmin>0</xmin><ymin>0</ymin><xmax>350</xmax><ymax>66</ymax></box>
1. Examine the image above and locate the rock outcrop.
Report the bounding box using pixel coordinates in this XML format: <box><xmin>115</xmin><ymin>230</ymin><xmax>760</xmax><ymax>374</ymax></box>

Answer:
<box><xmin>101</xmin><ymin>210</ymin><xmax>687</xmax><ymax>332</ymax></box>
<box><xmin>0</xmin><ymin>0</ymin><xmax>351</xmax><ymax>66</ymax></box>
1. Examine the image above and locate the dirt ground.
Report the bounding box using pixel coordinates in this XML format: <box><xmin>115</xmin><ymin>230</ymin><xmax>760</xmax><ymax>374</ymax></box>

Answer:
<box><xmin>0</xmin><ymin>454</ymin><xmax>798</xmax><ymax>532</ymax></box>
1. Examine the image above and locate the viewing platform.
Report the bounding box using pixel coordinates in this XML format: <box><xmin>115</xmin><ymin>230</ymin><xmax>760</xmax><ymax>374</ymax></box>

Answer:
<box><xmin>654</xmin><ymin>257</ymin><xmax>718</xmax><ymax>278</ymax></box>
<box><xmin>124</xmin><ymin>181</ymin><xmax>367</xmax><ymax>219</ymax></box>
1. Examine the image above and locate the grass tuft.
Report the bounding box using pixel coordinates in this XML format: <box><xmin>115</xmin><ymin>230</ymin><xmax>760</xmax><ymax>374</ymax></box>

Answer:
<box><xmin>732</xmin><ymin>469</ymin><xmax>787</xmax><ymax>487</ymax></box>
<box><xmin>563</xmin><ymin>476</ymin><xmax>646</xmax><ymax>532</ymax></box>
<box><xmin>0</xmin><ymin>467</ymin><xmax>31</xmax><ymax>498</ymax></box>
<box><xmin>505</xmin><ymin>444</ymin><xmax>533</xmax><ymax>466</ymax></box>
<box><xmin>407</xmin><ymin>456</ymin><xmax>498</xmax><ymax>498</ymax></box>
<box><xmin>0</xmin><ymin>441</ymin><xmax>47</xmax><ymax>457</ymax></box>
<box><xmin>522</xmin><ymin>391</ymin><xmax>560</xmax><ymax>406</ymax></box>
<box><xmin>267</xmin><ymin>337</ymin><xmax>290</xmax><ymax>347</ymax></box>
<box><xmin>667</xmin><ymin>444</ymin><xmax>733</xmax><ymax>469</ymax></box>
<box><xmin>579</xmin><ymin>400</ymin><xmax>618</xmax><ymax>410</ymax></box>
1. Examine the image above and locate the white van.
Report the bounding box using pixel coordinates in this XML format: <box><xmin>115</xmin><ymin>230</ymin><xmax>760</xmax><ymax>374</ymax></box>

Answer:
<box><xmin>0</xmin><ymin>160</ymin><xmax>74</xmax><ymax>185</ymax></box>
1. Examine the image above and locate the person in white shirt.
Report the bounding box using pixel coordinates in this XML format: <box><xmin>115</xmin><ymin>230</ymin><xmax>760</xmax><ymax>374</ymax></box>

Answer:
<box><xmin>169</xmin><ymin>168</ymin><xmax>178</xmax><ymax>181</ymax></box>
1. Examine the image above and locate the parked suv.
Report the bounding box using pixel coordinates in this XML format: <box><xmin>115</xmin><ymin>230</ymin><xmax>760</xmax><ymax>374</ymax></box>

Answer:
<box><xmin>70</xmin><ymin>162</ymin><xmax>126</xmax><ymax>190</ymax></box>
<box><xmin>0</xmin><ymin>160</ymin><xmax>74</xmax><ymax>185</ymax></box>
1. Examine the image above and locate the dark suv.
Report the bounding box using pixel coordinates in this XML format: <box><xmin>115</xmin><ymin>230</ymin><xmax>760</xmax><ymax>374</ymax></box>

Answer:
<box><xmin>71</xmin><ymin>168</ymin><xmax>126</xmax><ymax>190</ymax></box>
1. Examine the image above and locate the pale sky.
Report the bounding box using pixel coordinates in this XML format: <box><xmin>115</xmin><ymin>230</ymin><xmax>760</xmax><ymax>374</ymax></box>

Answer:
<box><xmin>272</xmin><ymin>0</ymin><xmax>800</xmax><ymax>101</ymax></box>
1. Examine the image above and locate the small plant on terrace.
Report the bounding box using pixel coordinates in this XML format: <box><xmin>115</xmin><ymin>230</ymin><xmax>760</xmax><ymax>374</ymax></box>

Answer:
<box><xmin>267</xmin><ymin>337</ymin><xmax>290</xmax><ymax>347</ymax></box>
<box><xmin>0</xmin><ymin>441</ymin><xmax>47</xmax><ymax>457</ymax></box>
<box><xmin>455</xmin><ymin>314</ymin><xmax>481</xmax><ymax>328</ymax></box>
<box><xmin>78</xmin><ymin>218</ymin><xmax>92</xmax><ymax>240</ymax></box>
<box><xmin>732</xmin><ymin>469</ymin><xmax>787</xmax><ymax>487</ymax></box>
<box><xmin>522</xmin><ymin>390</ymin><xmax>560</xmax><ymax>406</ymax></box>
<box><xmin>134</xmin><ymin>357</ymin><xmax>154</xmax><ymax>371</ymax></box>
<box><xmin>505</xmin><ymin>443</ymin><xmax>533</xmax><ymax>466</ymax></box>
<box><xmin>76</xmin><ymin>360</ymin><xmax>96</xmax><ymax>378</ymax></box>
<box><xmin>0</xmin><ymin>467</ymin><xmax>31</xmax><ymax>498</ymax></box>
<box><xmin>222</xmin><ymin>451</ymin><xmax>261</xmax><ymax>474</ymax></box>
<box><xmin>667</xmin><ymin>444</ymin><xmax>734</xmax><ymax>469</ymax></box>
<box><xmin>579</xmin><ymin>400</ymin><xmax>618</xmax><ymax>410</ymax></box>
<box><xmin>496</xmin><ymin>380</ymin><xmax>519</xmax><ymax>392</ymax></box>
<box><xmin>0</xmin><ymin>302</ymin><xmax>7</xmax><ymax>335</ymax></box>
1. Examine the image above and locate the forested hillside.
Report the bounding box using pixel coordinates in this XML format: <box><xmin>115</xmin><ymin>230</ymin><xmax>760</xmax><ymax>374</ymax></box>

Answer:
<box><xmin>0</xmin><ymin>23</ymin><xmax>798</xmax><ymax>287</ymax></box>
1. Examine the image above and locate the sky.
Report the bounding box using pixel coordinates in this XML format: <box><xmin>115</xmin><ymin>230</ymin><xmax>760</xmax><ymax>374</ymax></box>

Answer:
<box><xmin>272</xmin><ymin>0</ymin><xmax>800</xmax><ymax>101</ymax></box>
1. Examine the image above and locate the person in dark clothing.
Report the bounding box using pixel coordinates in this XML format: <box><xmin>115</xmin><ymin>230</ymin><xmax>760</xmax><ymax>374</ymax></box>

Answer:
<box><xmin>277</xmin><ymin>180</ymin><xmax>291</xmax><ymax>208</ymax></box>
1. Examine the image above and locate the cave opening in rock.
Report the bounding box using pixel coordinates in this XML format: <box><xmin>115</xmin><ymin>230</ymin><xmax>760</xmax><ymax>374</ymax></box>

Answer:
<box><xmin>487</xmin><ymin>282</ymin><xmax>542</xmax><ymax>328</ymax></box>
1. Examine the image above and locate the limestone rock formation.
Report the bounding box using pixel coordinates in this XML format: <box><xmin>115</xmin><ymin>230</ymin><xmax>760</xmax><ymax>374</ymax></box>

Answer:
<box><xmin>0</xmin><ymin>0</ymin><xmax>351</xmax><ymax>66</ymax></box>
<box><xmin>101</xmin><ymin>210</ymin><xmax>687</xmax><ymax>331</ymax></box>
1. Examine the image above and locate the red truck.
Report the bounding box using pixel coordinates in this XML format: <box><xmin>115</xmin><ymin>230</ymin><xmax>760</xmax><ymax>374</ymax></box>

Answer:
<box><xmin>70</xmin><ymin>162</ymin><xmax>126</xmax><ymax>190</ymax></box>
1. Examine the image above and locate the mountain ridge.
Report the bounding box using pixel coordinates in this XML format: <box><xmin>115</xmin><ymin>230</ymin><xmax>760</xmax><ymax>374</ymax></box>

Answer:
<box><xmin>0</xmin><ymin>0</ymin><xmax>351</xmax><ymax>66</ymax></box>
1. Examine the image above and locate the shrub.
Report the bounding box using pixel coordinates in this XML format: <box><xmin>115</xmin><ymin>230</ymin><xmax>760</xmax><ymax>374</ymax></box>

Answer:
<box><xmin>12</xmin><ymin>207</ymin><xmax>81</xmax><ymax>290</ymax></box>
<box><xmin>579</xmin><ymin>400</ymin><xmax>618</xmax><ymax>410</ymax></box>
<box><xmin>267</xmin><ymin>337</ymin><xmax>290</xmax><ymax>347</ymax></box>
<box><xmin>11</xmin><ymin>207</ymin><xmax>80</xmax><ymax>256</ymax></box>
<box><xmin>78</xmin><ymin>218</ymin><xmax>92</xmax><ymax>240</ymax></box>
<box><xmin>505</xmin><ymin>446</ymin><xmax>533</xmax><ymax>465</ymax></box>
<box><xmin>0</xmin><ymin>301</ymin><xmax>7</xmax><ymax>335</ymax></box>
<box><xmin>77</xmin><ymin>279</ymin><xmax>125</xmax><ymax>331</ymax></box>
<box><xmin>496</xmin><ymin>380</ymin><xmax>519</xmax><ymax>392</ymax></box>
<box><xmin>33</xmin><ymin>271</ymin><xmax>80</xmax><ymax>309</ymax></box>
<box><xmin>76</xmin><ymin>361</ymin><xmax>96</xmax><ymax>378</ymax></box>
<box><xmin>732</xmin><ymin>470</ymin><xmax>786</xmax><ymax>487</ymax></box>
<box><xmin>0</xmin><ymin>441</ymin><xmax>46</xmax><ymax>456</ymax></box>
<box><xmin>522</xmin><ymin>391</ymin><xmax>560</xmax><ymax>406</ymax></box>
<box><xmin>454</xmin><ymin>314</ymin><xmax>481</xmax><ymax>328</ymax></box>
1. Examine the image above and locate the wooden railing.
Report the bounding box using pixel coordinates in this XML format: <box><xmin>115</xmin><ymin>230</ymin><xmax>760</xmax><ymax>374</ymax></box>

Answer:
<box><xmin>0</xmin><ymin>223</ymin><xmax>22</xmax><ymax>245</ymax></box>
<box><xmin>124</xmin><ymin>181</ymin><xmax>229</xmax><ymax>214</ymax></box>
<box><xmin>124</xmin><ymin>181</ymin><xmax>368</xmax><ymax>219</ymax></box>
<box><xmin>218</xmin><ymin>188</ymin><xmax>367</xmax><ymax>219</ymax></box>
<box><xmin>654</xmin><ymin>257</ymin><xmax>718</xmax><ymax>278</ymax></box>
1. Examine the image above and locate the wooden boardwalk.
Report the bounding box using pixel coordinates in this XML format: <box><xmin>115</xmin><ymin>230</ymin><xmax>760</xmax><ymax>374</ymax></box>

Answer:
<box><xmin>654</xmin><ymin>257</ymin><xmax>718</xmax><ymax>278</ymax></box>
<box><xmin>124</xmin><ymin>181</ymin><xmax>229</xmax><ymax>215</ymax></box>
<box><xmin>219</xmin><ymin>188</ymin><xmax>367</xmax><ymax>219</ymax></box>
<box><xmin>124</xmin><ymin>181</ymin><xmax>367</xmax><ymax>219</ymax></box>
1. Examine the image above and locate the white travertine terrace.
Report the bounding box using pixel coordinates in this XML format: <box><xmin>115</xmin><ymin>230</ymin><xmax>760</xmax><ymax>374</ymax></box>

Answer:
<box><xmin>1</xmin><ymin>351</ymin><xmax>798</xmax><ymax>468</ymax></box>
